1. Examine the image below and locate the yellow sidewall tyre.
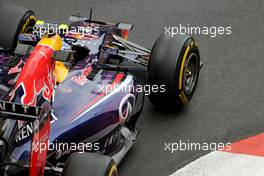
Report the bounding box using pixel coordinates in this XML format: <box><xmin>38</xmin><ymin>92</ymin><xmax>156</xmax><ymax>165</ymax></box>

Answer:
<box><xmin>0</xmin><ymin>4</ymin><xmax>36</xmax><ymax>52</ymax></box>
<box><xmin>107</xmin><ymin>162</ymin><xmax>118</xmax><ymax>176</ymax></box>
<box><xmin>62</xmin><ymin>152</ymin><xmax>119</xmax><ymax>176</ymax></box>
<box><xmin>148</xmin><ymin>34</ymin><xmax>200</xmax><ymax>110</ymax></box>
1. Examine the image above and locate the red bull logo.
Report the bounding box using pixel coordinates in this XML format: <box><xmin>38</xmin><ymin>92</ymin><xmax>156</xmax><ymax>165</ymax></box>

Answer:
<box><xmin>71</xmin><ymin>65</ymin><xmax>92</xmax><ymax>86</ymax></box>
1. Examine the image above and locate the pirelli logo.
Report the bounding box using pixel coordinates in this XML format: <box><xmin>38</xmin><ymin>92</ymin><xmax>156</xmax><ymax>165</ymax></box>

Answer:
<box><xmin>0</xmin><ymin>101</ymin><xmax>41</xmax><ymax>122</ymax></box>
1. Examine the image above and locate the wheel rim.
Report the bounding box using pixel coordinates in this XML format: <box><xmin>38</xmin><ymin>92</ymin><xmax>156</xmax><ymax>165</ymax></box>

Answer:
<box><xmin>183</xmin><ymin>52</ymin><xmax>199</xmax><ymax>95</ymax></box>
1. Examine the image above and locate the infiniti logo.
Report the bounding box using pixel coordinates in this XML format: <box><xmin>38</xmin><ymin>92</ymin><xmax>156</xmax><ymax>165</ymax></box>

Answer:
<box><xmin>119</xmin><ymin>94</ymin><xmax>135</xmax><ymax>120</ymax></box>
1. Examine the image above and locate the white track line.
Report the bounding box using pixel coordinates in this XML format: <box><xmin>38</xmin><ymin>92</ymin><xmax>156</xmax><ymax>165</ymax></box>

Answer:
<box><xmin>170</xmin><ymin>133</ymin><xmax>264</xmax><ymax>176</ymax></box>
<box><xmin>170</xmin><ymin>151</ymin><xmax>264</xmax><ymax>176</ymax></box>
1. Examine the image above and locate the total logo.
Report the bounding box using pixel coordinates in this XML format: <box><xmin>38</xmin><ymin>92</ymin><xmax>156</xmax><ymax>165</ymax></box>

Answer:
<box><xmin>119</xmin><ymin>94</ymin><xmax>135</xmax><ymax>121</ymax></box>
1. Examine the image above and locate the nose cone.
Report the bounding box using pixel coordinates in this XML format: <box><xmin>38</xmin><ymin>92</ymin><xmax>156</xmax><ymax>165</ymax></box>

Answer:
<box><xmin>38</xmin><ymin>34</ymin><xmax>62</xmax><ymax>51</ymax></box>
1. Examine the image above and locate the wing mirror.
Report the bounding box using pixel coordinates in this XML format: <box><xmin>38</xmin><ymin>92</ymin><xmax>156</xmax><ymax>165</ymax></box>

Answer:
<box><xmin>117</xmin><ymin>23</ymin><xmax>134</xmax><ymax>31</ymax></box>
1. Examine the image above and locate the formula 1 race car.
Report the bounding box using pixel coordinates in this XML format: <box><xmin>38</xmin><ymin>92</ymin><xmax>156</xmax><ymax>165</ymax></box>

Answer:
<box><xmin>0</xmin><ymin>3</ymin><xmax>201</xmax><ymax>176</ymax></box>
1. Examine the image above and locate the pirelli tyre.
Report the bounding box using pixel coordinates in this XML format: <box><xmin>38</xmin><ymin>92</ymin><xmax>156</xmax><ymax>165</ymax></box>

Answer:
<box><xmin>147</xmin><ymin>34</ymin><xmax>200</xmax><ymax>110</ymax></box>
<box><xmin>62</xmin><ymin>152</ymin><xmax>118</xmax><ymax>176</ymax></box>
<box><xmin>0</xmin><ymin>3</ymin><xmax>36</xmax><ymax>52</ymax></box>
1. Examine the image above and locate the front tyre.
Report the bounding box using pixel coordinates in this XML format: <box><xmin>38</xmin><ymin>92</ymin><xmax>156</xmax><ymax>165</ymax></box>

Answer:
<box><xmin>147</xmin><ymin>34</ymin><xmax>200</xmax><ymax>110</ymax></box>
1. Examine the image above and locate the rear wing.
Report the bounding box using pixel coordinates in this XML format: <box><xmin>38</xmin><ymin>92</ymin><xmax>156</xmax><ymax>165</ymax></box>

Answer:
<box><xmin>0</xmin><ymin>100</ymin><xmax>51</xmax><ymax>176</ymax></box>
<box><xmin>69</xmin><ymin>15</ymin><xmax>133</xmax><ymax>30</ymax></box>
<box><xmin>0</xmin><ymin>101</ymin><xmax>41</xmax><ymax>122</ymax></box>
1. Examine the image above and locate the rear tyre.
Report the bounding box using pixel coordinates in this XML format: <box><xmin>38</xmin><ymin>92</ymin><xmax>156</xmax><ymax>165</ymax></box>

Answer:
<box><xmin>62</xmin><ymin>153</ymin><xmax>118</xmax><ymax>176</ymax></box>
<box><xmin>147</xmin><ymin>34</ymin><xmax>200</xmax><ymax>110</ymax></box>
<box><xmin>0</xmin><ymin>3</ymin><xmax>36</xmax><ymax>52</ymax></box>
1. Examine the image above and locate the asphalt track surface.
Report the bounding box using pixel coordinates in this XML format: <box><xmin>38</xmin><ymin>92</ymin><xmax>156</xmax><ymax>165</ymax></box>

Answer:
<box><xmin>3</xmin><ymin>0</ymin><xmax>264</xmax><ymax>175</ymax></box>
